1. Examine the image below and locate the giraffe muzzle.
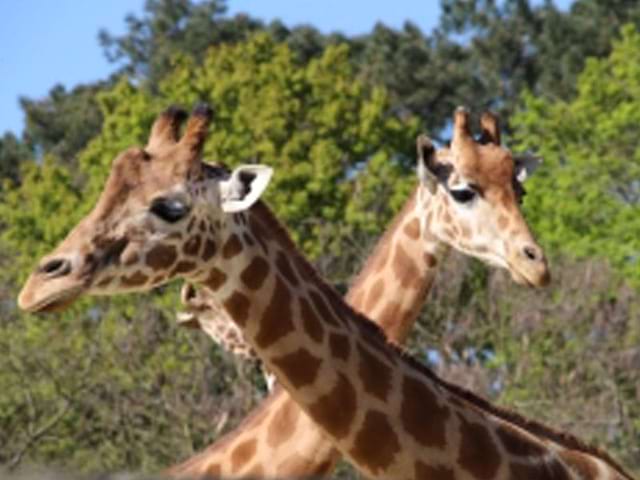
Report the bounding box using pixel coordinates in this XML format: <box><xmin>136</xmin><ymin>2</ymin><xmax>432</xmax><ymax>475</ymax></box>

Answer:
<box><xmin>18</xmin><ymin>254</ymin><xmax>86</xmax><ymax>313</ymax></box>
<box><xmin>509</xmin><ymin>243</ymin><xmax>550</xmax><ymax>287</ymax></box>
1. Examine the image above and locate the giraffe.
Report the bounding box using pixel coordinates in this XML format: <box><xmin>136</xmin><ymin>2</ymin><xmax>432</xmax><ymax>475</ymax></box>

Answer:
<box><xmin>177</xmin><ymin>282</ymin><xmax>277</xmax><ymax>390</ymax></box>
<box><xmin>18</xmin><ymin>106</ymin><xmax>631</xmax><ymax>479</ymax></box>
<box><xmin>165</xmin><ymin>113</ymin><xmax>546</xmax><ymax>478</ymax></box>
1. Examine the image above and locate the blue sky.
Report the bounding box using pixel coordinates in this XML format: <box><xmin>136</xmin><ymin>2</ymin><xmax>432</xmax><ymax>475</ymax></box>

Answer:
<box><xmin>1</xmin><ymin>0</ymin><xmax>572</xmax><ymax>136</ymax></box>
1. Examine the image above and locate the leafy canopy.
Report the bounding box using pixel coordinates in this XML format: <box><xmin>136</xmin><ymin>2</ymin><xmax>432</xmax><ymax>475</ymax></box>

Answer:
<box><xmin>513</xmin><ymin>24</ymin><xmax>640</xmax><ymax>284</ymax></box>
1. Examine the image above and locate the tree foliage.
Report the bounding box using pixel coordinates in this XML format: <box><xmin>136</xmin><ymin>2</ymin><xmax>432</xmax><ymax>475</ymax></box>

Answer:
<box><xmin>513</xmin><ymin>24</ymin><xmax>640</xmax><ymax>285</ymax></box>
<box><xmin>440</xmin><ymin>0</ymin><xmax>640</xmax><ymax>121</ymax></box>
<box><xmin>2</xmin><ymin>2</ymin><xmax>640</xmax><ymax>478</ymax></box>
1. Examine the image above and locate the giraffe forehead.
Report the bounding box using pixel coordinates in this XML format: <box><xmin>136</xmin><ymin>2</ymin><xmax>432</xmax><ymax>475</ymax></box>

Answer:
<box><xmin>457</xmin><ymin>146</ymin><xmax>515</xmax><ymax>189</ymax></box>
<box><xmin>96</xmin><ymin>159</ymin><xmax>187</xmax><ymax>221</ymax></box>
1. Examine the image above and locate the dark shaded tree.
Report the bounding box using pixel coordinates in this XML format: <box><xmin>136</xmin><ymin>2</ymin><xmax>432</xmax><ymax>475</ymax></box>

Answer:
<box><xmin>20</xmin><ymin>84</ymin><xmax>105</xmax><ymax>169</ymax></box>
<box><xmin>439</xmin><ymin>0</ymin><xmax>640</xmax><ymax>122</ymax></box>
<box><xmin>0</xmin><ymin>133</ymin><xmax>30</xmax><ymax>187</ymax></box>
<box><xmin>99</xmin><ymin>0</ymin><xmax>263</xmax><ymax>85</ymax></box>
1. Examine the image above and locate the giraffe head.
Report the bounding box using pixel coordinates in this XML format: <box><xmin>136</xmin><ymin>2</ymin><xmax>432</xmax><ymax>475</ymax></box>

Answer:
<box><xmin>18</xmin><ymin>105</ymin><xmax>273</xmax><ymax>313</ymax></box>
<box><xmin>417</xmin><ymin>107</ymin><xmax>549</xmax><ymax>287</ymax></box>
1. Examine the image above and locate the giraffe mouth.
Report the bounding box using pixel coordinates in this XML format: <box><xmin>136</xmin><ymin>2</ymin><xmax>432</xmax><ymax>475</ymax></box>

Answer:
<box><xmin>510</xmin><ymin>269</ymin><xmax>534</xmax><ymax>287</ymax></box>
<box><xmin>19</xmin><ymin>286</ymin><xmax>83</xmax><ymax>314</ymax></box>
<box><xmin>508</xmin><ymin>262</ymin><xmax>550</xmax><ymax>288</ymax></box>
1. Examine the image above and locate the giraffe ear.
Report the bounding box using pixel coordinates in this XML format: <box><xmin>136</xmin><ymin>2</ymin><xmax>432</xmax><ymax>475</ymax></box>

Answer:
<box><xmin>416</xmin><ymin>134</ymin><xmax>449</xmax><ymax>193</ymax></box>
<box><xmin>220</xmin><ymin>165</ymin><xmax>273</xmax><ymax>213</ymax></box>
<box><xmin>513</xmin><ymin>153</ymin><xmax>542</xmax><ymax>183</ymax></box>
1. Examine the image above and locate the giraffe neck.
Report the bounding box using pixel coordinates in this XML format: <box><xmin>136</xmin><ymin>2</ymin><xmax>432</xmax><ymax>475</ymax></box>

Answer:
<box><xmin>205</xmin><ymin>200</ymin><xmax>584</xmax><ymax>478</ymax></box>
<box><xmin>347</xmin><ymin>187</ymin><xmax>447</xmax><ymax>343</ymax></box>
<box><xmin>196</xmin><ymin>200</ymin><xmax>631</xmax><ymax>480</ymax></box>
<box><xmin>167</xmin><ymin>187</ymin><xmax>448</xmax><ymax>478</ymax></box>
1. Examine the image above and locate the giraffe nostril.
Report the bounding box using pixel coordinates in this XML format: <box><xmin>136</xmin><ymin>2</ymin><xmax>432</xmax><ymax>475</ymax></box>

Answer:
<box><xmin>523</xmin><ymin>246</ymin><xmax>539</xmax><ymax>262</ymax></box>
<box><xmin>39</xmin><ymin>258</ymin><xmax>72</xmax><ymax>278</ymax></box>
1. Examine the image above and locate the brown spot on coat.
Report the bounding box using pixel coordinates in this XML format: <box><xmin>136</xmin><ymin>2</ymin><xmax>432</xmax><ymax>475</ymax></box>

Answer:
<box><xmin>349</xmin><ymin>410</ymin><xmax>400</xmax><ymax>474</ymax></box>
<box><xmin>121</xmin><ymin>271</ymin><xmax>148</xmax><ymax>287</ymax></box>
<box><xmin>96</xmin><ymin>275</ymin><xmax>114</xmax><ymax>287</ymax></box>
<box><xmin>146</xmin><ymin>244</ymin><xmax>177</xmax><ymax>270</ymax></box>
<box><xmin>329</xmin><ymin>333</ymin><xmax>351</xmax><ymax>361</ymax></box>
<box><xmin>266</xmin><ymin>400</ymin><xmax>301</xmax><ymax>447</ymax></box>
<box><xmin>255</xmin><ymin>276</ymin><xmax>294</xmax><ymax>349</ymax></box>
<box><xmin>326</xmin><ymin>289</ymin><xmax>353</xmax><ymax>328</ymax></box>
<box><xmin>248</xmin><ymin>214</ymin><xmax>271</xmax><ymax>253</ymax></box>
<box><xmin>240</xmin><ymin>256</ymin><xmax>270</xmax><ymax>290</ymax></box>
<box><xmin>271</xmin><ymin>348</ymin><xmax>322</xmax><ymax>388</ymax></box>
<box><xmin>392</xmin><ymin>243</ymin><xmax>420</xmax><ymax>289</ymax></box>
<box><xmin>205</xmin><ymin>267</ymin><xmax>227</xmax><ymax>290</ymax></box>
<box><xmin>182</xmin><ymin>235</ymin><xmax>201</xmax><ymax>256</ymax></box>
<box><xmin>171</xmin><ymin>260</ymin><xmax>196</xmax><ymax>275</ymax></box>
<box><xmin>230</xmin><ymin>438</ymin><xmax>257</xmax><ymax>473</ymax></box>
<box><xmin>222</xmin><ymin>234</ymin><xmax>243</xmax><ymax>259</ymax></box>
<box><xmin>242</xmin><ymin>232</ymin><xmax>255</xmax><ymax>246</ymax></box>
<box><xmin>276</xmin><ymin>251</ymin><xmax>299</xmax><ymax>287</ymax></box>
<box><xmin>364</xmin><ymin>277</ymin><xmax>384</xmax><ymax>312</ymax></box>
<box><xmin>458</xmin><ymin>415</ymin><xmax>501</xmax><ymax>479</ymax></box>
<box><xmin>224</xmin><ymin>291</ymin><xmax>251</xmax><ymax>326</ymax></box>
<box><xmin>400</xmin><ymin>375</ymin><xmax>450</xmax><ymax>447</ymax></box>
<box><xmin>377</xmin><ymin>301</ymin><xmax>402</xmax><ymax>337</ymax></box>
<box><xmin>299</xmin><ymin>297</ymin><xmax>325</xmax><ymax>343</ymax></box>
<box><xmin>403</xmin><ymin>217</ymin><xmax>420</xmax><ymax>240</ymax></box>
<box><xmin>309</xmin><ymin>290</ymin><xmax>340</xmax><ymax>327</ymax></box>
<box><xmin>123</xmin><ymin>251</ymin><xmax>139</xmax><ymax>266</ymax></box>
<box><xmin>308</xmin><ymin>373</ymin><xmax>357</xmax><ymax>439</ymax></box>
<box><xmin>414</xmin><ymin>461</ymin><xmax>456</xmax><ymax>480</ymax></box>
<box><xmin>357</xmin><ymin>321</ymin><xmax>397</xmax><ymax>365</ymax></box>
<box><xmin>510</xmin><ymin>459</ymin><xmax>571</xmax><ymax>479</ymax></box>
<box><xmin>495</xmin><ymin>424</ymin><xmax>546</xmax><ymax>457</ymax></box>
<box><xmin>201</xmin><ymin>238</ymin><xmax>217</xmax><ymax>261</ymax></box>
<box><xmin>205</xmin><ymin>463</ymin><xmax>221</xmax><ymax>477</ymax></box>
<box><xmin>358</xmin><ymin>343</ymin><xmax>392</xmax><ymax>402</ymax></box>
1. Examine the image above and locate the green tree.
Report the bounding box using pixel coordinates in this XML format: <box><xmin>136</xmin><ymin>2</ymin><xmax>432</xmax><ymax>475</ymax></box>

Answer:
<box><xmin>513</xmin><ymin>23</ymin><xmax>640</xmax><ymax>284</ymax></box>
<box><xmin>83</xmin><ymin>34</ymin><xmax>420</xmax><ymax>260</ymax></box>
<box><xmin>20</xmin><ymin>84</ymin><xmax>106</xmax><ymax>170</ymax></box>
<box><xmin>349</xmin><ymin>22</ymin><xmax>482</xmax><ymax>139</ymax></box>
<box><xmin>99</xmin><ymin>0</ymin><xmax>263</xmax><ymax>85</ymax></box>
<box><xmin>439</xmin><ymin>0</ymin><xmax>640</xmax><ymax>124</ymax></box>
<box><xmin>0</xmin><ymin>132</ymin><xmax>30</xmax><ymax>188</ymax></box>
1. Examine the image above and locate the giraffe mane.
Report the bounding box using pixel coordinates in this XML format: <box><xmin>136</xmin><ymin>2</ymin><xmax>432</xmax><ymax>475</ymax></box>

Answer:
<box><xmin>248</xmin><ymin>200</ymin><xmax>633</xmax><ymax>480</ymax></box>
<box><xmin>399</xmin><ymin>348</ymin><xmax>634</xmax><ymax>479</ymax></box>
<box><xmin>346</xmin><ymin>186</ymin><xmax>419</xmax><ymax>300</ymax></box>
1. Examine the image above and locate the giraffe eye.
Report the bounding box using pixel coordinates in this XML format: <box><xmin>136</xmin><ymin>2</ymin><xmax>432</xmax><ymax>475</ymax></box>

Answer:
<box><xmin>150</xmin><ymin>197</ymin><xmax>190</xmax><ymax>223</ymax></box>
<box><xmin>449</xmin><ymin>187</ymin><xmax>477</xmax><ymax>204</ymax></box>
